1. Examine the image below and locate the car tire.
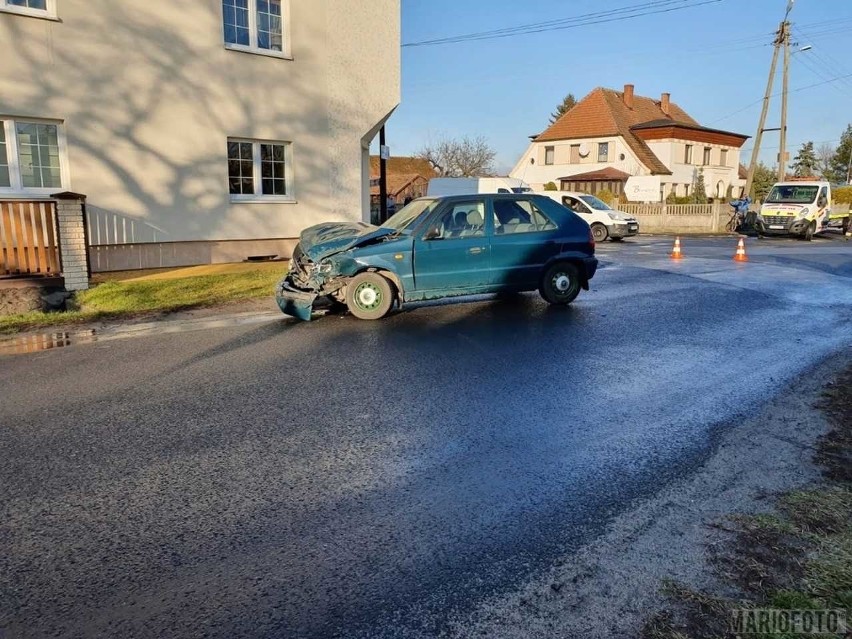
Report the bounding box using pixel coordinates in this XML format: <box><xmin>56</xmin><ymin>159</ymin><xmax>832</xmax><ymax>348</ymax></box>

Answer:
<box><xmin>346</xmin><ymin>272</ymin><xmax>394</xmax><ymax>320</ymax></box>
<box><xmin>591</xmin><ymin>223</ymin><xmax>609</xmax><ymax>243</ymax></box>
<box><xmin>804</xmin><ymin>221</ymin><xmax>815</xmax><ymax>242</ymax></box>
<box><xmin>539</xmin><ymin>262</ymin><xmax>581</xmax><ymax>306</ymax></box>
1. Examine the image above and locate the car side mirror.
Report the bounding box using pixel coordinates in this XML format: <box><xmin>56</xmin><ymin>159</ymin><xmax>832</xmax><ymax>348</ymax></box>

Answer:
<box><xmin>423</xmin><ymin>226</ymin><xmax>442</xmax><ymax>241</ymax></box>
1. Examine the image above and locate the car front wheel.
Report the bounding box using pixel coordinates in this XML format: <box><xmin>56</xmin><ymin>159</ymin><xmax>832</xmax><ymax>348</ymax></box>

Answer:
<box><xmin>590</xmin><ymin>223</ymin><xmax>609</xmax><ymax>243</ymax></box>
<box><xmin>346</xmin><ymin>272</ymin><xmax>394</xmax><ymax>320</ymax></box>
<box><xmin>539</xmin><ymin>262</ymin><xmax>581</xmax><ymax>305</ymax></box>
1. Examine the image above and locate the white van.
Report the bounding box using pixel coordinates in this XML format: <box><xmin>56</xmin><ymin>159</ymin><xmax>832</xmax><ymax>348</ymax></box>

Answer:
<box><xmin>427</xmin><ymin>177</ymin><xmax>532</xmax><ymax>197</ymax></box>
<box><xmin>535</xmin><ymin>191</ymin><xmax>639</xmax><ymax>242</ymax></box>
<box><xmin>759</xmin><ymin>181</ymin><xmax>833</xmax><ymax>241</ymax></box>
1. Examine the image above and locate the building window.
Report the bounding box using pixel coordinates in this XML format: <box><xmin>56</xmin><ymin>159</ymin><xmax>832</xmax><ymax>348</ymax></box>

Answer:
<box><xmin>570</xmin><ymin>144</ymin><xmax>580</xmax><ymax>164</ymax></box>
<box><xmin>227</xmin><ymin>138</ymin><xmax>293</xmax><ymax>201</ymax></box>
<box><xmin>703</xmin><ymin>147</ymin><xmax>712</xmax><ymax>166</ymax></box>
<box><xmin>544</xmin><ymin>146</ymin><xmax>555</xmax><ymax>165</ymax></box>
<box><xmin>0</xmin><ymin>0</ymin><xmax>57</xmax><ymax>18</ymax></box>
<box><xmin>598</xmin><ymin>142</ymin><xmax>609</xmax><ymax>163</ymax></box>
<box><xmin>0</xmin><ymin>126</ymin><xmax>9</xmax><ymax>188</ymax></box>
<box><xmin>223</xmin><ymin>0</ymin><xmax>288</xmax><ymax>57</ymax></box>
<box><xmin>720</xmin><ymin>149</ymin><xmax>728</xmax><ymax>167</ymax></box>
<box><xmin>684</xmin><ymin>145</ymin><xmax>693</xmax><ymax>164</ymax></box>
<box><xmin>0</xmin><ymin>119</ymin><xmax>67</xmax><ymax>193</ymax></box>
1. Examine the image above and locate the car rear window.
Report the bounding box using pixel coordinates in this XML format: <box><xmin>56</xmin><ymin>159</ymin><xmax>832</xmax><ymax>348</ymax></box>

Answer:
<box><xmin>492</xmin><ymin>199</ymin><xmax>556</xmax><ymax>235</ymax></box>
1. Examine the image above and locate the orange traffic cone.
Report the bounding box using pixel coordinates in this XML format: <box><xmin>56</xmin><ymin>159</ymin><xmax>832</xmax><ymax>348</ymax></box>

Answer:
<box><xmin>733</xmin><ymin>237</ymin><xmax>748</xmax><ymax>262</ymax></box>
<box><xmin>670</xmin><ymin>237</ymin><xmax>683</xmax><ymax>260</ymax></box>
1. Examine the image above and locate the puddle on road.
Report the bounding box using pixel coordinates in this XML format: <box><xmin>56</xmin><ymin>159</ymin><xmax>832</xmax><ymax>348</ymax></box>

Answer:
<box><xmin>0</xmin><ymin>329</ymin><xmax>98</xmax><ymax>355</ymax></box>
<box><xmin>0</xmin><ymin>311</ymin><xmax>284</xmax><ymax>357</ymax></box>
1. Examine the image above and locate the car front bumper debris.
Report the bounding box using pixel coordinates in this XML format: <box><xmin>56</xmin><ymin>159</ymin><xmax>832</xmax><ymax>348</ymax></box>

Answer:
<box><xmin>275</xmin><ymin>278</ymin><xmax>318</xmax><ymax>321</ymax></box>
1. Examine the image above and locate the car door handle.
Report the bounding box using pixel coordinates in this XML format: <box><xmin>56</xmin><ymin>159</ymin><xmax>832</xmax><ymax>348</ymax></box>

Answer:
<box><xmin>468</xmin><ymin>246</ymin><xmax>485</xmax><ymax>255</ymax></box>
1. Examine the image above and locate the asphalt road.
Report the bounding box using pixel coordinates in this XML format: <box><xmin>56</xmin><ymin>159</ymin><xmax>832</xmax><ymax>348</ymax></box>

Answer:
<box><xmin>1</xmin><ymin>235</ymin><xmax>850</xmax><ymax>638</ymax></box>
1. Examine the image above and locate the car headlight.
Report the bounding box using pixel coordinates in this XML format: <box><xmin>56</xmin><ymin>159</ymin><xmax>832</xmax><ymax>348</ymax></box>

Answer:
<box><xmin>607</xmin><ymin>212</ymin><xmax>626</xmax><ymax>221</ymax></box>
<box><xmin>310</xmin><ymin>260</ymin><xmax>334</xmax><ymax>275</ymax></box>
<box><xmin>798</xmin><ymin>208</ymin><xmax>810</xmax><ymax>219</ymax></box>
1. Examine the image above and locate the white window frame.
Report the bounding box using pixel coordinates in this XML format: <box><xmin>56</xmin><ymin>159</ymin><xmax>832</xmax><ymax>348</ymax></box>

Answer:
<box><xmin>597</xmin><ymin>142</ymin><xmax>610</xmax><ymax>163</ymax></box>
<box><xmin>222</xmin><ymin>0</ymin><xmax>292</xmax><ymax>60</ymax></box>
<box><xmin>0</xmin><ymin>0</ymin><xmax>58</xmax><ymax>20</ymax></box>
<box><xmin>228</xmin><ymin>137</ymin><xmax>295</xmax><ymax>203</ymax></box>
<box><xmin>720</xmin><ymin>149</ymin><xmax>728</xmax><ymax>167</ymax></box>
<box><xmin>0</xmin><ymin>117</ymin><xmax>70</xmax><ymax>196</ymax></box>
<box><xmin>544</xmin><ymin>146</ymin><xmax>555</xmax><ymax>166</ymax></box>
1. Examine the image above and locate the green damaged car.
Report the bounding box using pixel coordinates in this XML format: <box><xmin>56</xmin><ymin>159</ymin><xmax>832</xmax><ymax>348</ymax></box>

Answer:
<box><xmin>276</xmin><ymin>193</ymin><xmax>598</xmax><ymax>321</ymax></box>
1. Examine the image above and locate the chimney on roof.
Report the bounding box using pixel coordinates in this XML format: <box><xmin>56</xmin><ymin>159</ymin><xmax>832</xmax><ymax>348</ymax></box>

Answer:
<box><xmin>623</xmin><ymin>84</ymin><xmax>634</xmax><ymax>109</ymax></box>
<box><xmin>661</xmin><ymin>92</ymin><xmax>671</xmax><ymax>117</ymax></box>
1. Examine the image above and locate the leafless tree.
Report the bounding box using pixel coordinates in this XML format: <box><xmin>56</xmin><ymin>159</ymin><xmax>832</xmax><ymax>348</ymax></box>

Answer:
<box><xmin>417</xmin><ymin>135</ymin><xmax>497</xmax><ymax>177</ymax></box>
<box><xmin>816</xmin><ymin>142</ymin><xmax>836</xmax><ymax>180</ymax></box>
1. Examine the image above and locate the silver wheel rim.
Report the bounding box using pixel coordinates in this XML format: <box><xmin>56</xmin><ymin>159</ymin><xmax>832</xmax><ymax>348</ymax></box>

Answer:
<box><xmin>358</xmin><ymin>287</ymin><xmax>378</xmax><ymax>307</ymax></box>
<box><xmin>553</xmin><ymin>273</ymin><xmax>571</xmax><ymax>293</ymax></box>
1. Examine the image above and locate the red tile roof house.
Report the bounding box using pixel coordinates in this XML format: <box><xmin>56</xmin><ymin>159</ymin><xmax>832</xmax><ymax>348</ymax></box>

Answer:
<box><xmin>510</xmin><ymin>84</ymin><xmax>749</xmax><ymax>201</ymax></box>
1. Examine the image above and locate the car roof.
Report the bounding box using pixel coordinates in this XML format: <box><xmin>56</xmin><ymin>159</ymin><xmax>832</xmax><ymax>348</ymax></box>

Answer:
<box><xmin>419</xmin><ymin>193</ymin><xmax>550</xmax><ymax>204</ymax></box>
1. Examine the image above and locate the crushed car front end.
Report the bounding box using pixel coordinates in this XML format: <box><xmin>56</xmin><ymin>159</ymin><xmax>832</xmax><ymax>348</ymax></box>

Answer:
<box><xmin>275</xmin><ymin>244</ymin><xmax>350</xmax><ymax>321</ymax></box>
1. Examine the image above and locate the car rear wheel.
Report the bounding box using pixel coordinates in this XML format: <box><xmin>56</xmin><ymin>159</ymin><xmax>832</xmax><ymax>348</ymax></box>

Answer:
<box><xmin>346</xmin><ymin>272</ymin><xmax>394</xmax><ymax>320</ymax></box>
<box><xmin>539</xmin><ymin>262</ymin><xmax>581</xmax><ymax>305</ymax></box>
<box><xmin>591</xmin><ymin>223</ymin><xmax>609</xmax><ymax>243</ymax></box>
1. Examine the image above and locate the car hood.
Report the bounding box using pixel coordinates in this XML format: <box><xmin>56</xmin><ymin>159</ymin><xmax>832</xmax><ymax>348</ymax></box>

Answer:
<box><xmin>299</xmin><ymin>222</ymin><xmax>395</xmax><ymax>262</ymax></box>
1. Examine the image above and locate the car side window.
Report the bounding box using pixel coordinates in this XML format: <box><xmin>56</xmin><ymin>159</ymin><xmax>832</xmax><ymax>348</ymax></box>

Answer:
<box><xmin>429</xmin><ymin>201</ymin><xmax>486</xmax><ymax>240</ymax></box>
<box><xmin>492</xmin><ymin>199</ymin><xmax>556</xmax><ymax>235</ymax></box>
<box><xmin>562</xmin><ymin>196</ymin><xmax>586</xmax><ymax>215</ymax></box>
<box><xmin>818</xmin><ymin>187</ymin><xmax>828</xmax><ymax>208</ymax></box>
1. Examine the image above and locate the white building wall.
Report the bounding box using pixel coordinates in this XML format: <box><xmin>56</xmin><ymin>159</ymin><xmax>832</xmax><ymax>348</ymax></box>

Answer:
<box><xmin>510</xmin><ymin>136</ymin><xmax>648</xmax><ymax>190</ymax></box>
<box><xmin>651</xmin><ymin>139</ymin><xmax>744</xmax><ymax>197</ymax></box>
<box><xmin>0</xmin><ymin>0</ymin><xmax>400</xmax><ymax>267</ymax></box>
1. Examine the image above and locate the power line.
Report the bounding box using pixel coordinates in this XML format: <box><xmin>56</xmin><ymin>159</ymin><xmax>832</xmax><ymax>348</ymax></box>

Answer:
<box><xmin>710</xmin><ymin>71</ymin><xmax>852</xmax><ymax>125</ymax></box>
<box><xmin>402</xmin><ymin>0</ymin><xmax>723</xmax><ymax>47</ymax></box>
<box><xmin>793</xmin><ymin>26</ymin><xmax>852</xmax><ymax>91</ymax></box>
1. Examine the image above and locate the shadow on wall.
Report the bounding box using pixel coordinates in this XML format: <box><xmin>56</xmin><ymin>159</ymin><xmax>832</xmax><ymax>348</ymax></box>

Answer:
<box><xmin>1</xmin><ymin>2</ymin><xmax>376</xmax><ymax>245</ymax></box>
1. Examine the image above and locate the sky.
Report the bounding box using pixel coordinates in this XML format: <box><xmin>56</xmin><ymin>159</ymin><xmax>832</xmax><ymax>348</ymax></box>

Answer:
<box><xmin>383</xmin><ymin>0</ymin><xmax>852</xmax><ymax>174</ymax></box>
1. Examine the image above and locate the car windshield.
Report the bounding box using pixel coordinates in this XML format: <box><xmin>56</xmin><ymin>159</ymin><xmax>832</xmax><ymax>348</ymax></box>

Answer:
<box><xmin>579</xmin><ymin>195</ymin><xmax>612</xmax><ymax>211</ymax></box>
<box><xmin>765</xmin><ymin>185</ymin><xmax>819</xmax><ymax>204</ymax></box>
<box><xmin>380</xmin><ymin>199</ymin><xmax>438</xmax><ymax>232</ymax></box>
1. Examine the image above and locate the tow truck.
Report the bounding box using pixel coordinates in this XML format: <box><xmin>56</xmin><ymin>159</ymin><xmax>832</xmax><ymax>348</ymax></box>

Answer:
<box><xmin>759</xmin><ymin>179</ymin><xmax>846</xmax><ymax>240</ymax></box>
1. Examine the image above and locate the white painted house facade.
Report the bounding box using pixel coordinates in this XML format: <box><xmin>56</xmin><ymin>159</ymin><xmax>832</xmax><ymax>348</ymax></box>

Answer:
<box><xmin>0</xmin><ymin>0</ymin><xmax>400</xmax><ymax>271</ymax></box>
<box><xmin>511</xmin><ymin>85</ymin><xmax>748</xmax><ymax>201</ymax></box>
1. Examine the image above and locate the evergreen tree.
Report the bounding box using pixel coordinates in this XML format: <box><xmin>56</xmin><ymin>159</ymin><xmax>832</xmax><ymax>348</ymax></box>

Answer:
<box><xmin>692</xmin><ymin>167</ymin><xmax>707</xmax><ymax>203</ymax></box>
<box><xmin>751</xmin><ymin>162</ymin><xmax>775</xmax><ymax>201</ymax></box>
<box><xmin>549</xmin><ymin>93</ymin><xmax>577</xmax><ymax>124</ymax></box>
<box><xmin>829</xmin><ymin>124</ymin><xmax>852</xmax><ymax>184</ymax></box>
<box><xmin>790</xmin><ymin>141</ymin><xmax>818</xmax><ymax>177</ymax></box>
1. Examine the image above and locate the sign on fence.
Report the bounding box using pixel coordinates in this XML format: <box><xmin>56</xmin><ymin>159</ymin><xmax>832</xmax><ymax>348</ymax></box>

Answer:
<box><xmin>625</xmin><ymin>176</ymin><xmax>662</xmax><ymax>202</ymax></box>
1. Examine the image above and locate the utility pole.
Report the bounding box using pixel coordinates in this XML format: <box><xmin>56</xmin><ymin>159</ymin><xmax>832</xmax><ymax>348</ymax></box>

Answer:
<box><xmin>778</xmin><ymin>20</ymin><xmax>791</xmax><ymax>182</ymax></box>
<box><xmin>745</xmin><ymin>1</ymin><xmax>795</xmax><ymax>197</ymax></box>
<box><xmin>379</xmin><ymin>125</ymin><xmax>388</xmax><ymax>223</ymax></box>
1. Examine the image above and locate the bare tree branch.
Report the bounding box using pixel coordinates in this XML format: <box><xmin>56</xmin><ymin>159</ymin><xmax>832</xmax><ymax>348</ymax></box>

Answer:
<box><xmin>416</xmin><ymin>135</ymin><xmax>497</xmax><ymax>177</ymax></box>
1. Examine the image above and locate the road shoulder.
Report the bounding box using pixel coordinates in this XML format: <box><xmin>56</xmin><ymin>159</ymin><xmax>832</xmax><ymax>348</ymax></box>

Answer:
<box><xmin>444</xmin><ymin>347</ymin><xmax>851</xmax><ymax>639</ymax></box>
